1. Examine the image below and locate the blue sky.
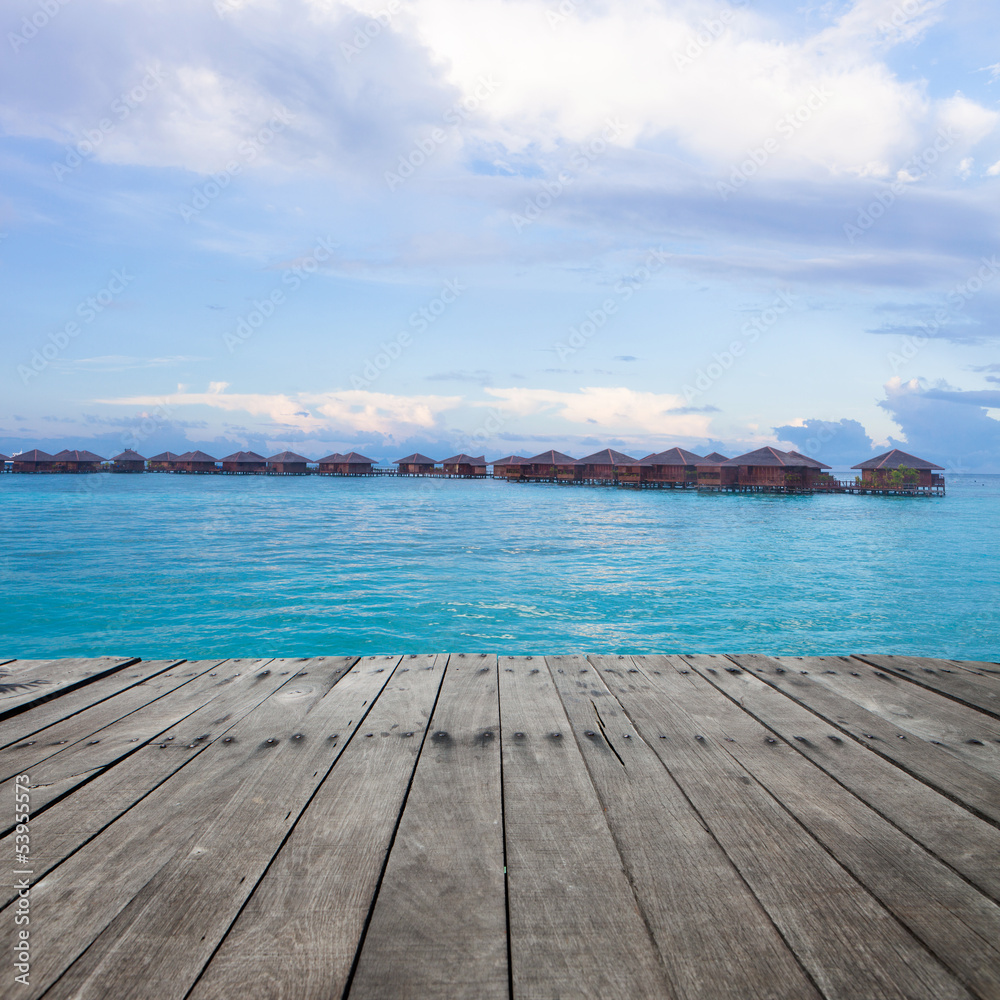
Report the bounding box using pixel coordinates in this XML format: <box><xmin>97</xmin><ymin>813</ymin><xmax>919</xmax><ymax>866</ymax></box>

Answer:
<box><xmin>2</xmin><ymin>0</ymin><xmax>999</xmax><ymax>468</ymax></box>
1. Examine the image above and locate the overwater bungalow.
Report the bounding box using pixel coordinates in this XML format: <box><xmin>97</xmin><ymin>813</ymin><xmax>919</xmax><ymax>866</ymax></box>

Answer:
<box><xmin>147</xmin><ymin>451</ymin><xmax>184</xmax><ymax>471</ymax></box>
<box><xmin>11</xmin><ymin>449</ymin><xmax>56</xmax><ymax>473</ymax></box>
<box><xmin>852</xmin><ymin>449</ymin><xmax>944</xmax><ymax>487</ymax></box>
<box><xmin>786</xmin><ymin>452</ymin><xmax>835</xmax><ymax>486</ymax></box>
<box><xmin>318</xmin><ymin>452</ymin><xmax>376</xmax><ymax>475</ymax></box>
<box><xmin>520</xmin><ymin>450</ymin><xmax>578</xmax><ymax>481</ymax></box>
<box><xmin>490</xmin><ymin>455</ymin><xmax>526</xmax><ymax>479</ymax></box>
<box><xmin>575</xmin><ymin>449</ymin><xmax>636</xmax><ymax>482</ymax></box>
<box><xmin>221</xmin><ymin>450</ymin><xmax>267</xmax><ymax>474</ymax></box>
<box><xmin>0</xmin><ymin>453</ymin><xmax>7</xmax><ymax>471</ymax></box>
<box><xmin>702</xmin><ymin>451</ymin><xmax>729</xmax><ymax>463</ymax></box>
<box><xmin>394</xmin><ymin>453</ymin><xmax>438</xmax><ymax>475</ymax></box>
<box><xmin>111</xmin><ymin>449</ymin><xmax>146</xmax><ymax>473</ymax></box>
<box><xmin>52</xmin><ymin>449</ymin><xmax>106</xmax><ymax>473</ymax></box>
<box><xmin>175</xmin><ymin>450</ymin><xmax>219</xmax><ymax>473</ymax></box>
<box><xmin>639</xmin><ymin>447</ymin><xmax>713</xmax><ymax>485</ymax></box>
<box><xmin>721</xmin><ymin>447</ymin><xmax>830</xmax><ymax>489</ymax></box>
<box><xmin>267</xmin><ymin>451</ymin><xmax>309</xmax><ymax>474</ymax></box>
<box><xmin>442</xmin><ymin>453</ymin><xmax>488</xmax><ymax>477</ymax></box>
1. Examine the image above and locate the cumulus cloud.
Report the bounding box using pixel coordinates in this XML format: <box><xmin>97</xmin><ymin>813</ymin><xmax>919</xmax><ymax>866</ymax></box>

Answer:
<box><xmin>878</xmin><ymin>377</ymin><xmax>1000</xmax><ymax>471</ymax></box>
<box><xmin>94</xmin><ymin>385</ymin><xmax>463</xmax><ymax>438</ymax></box>
<box><xmin>2</xmin><ymin>0</ymin><xmax>994</xmax><ymax>187</ymax></box>
<box><xmin>774</xmin><ymin>417</ymin><xmax>876</xmax><ymax>467</ymax></box>
<box><xmin>482</xmin><ymin>386</ymin><xmax>714</xmax><ymax>436</ymax></box>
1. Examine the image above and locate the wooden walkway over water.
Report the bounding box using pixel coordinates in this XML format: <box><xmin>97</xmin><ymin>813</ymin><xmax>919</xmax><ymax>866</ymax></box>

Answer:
<box><xmin>2</xmin><ymin>651</ymin><xmax>998</xmax><ymax>999</ymax></box>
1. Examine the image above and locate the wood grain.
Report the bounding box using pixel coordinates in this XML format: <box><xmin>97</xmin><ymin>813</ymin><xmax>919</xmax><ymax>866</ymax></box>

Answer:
<box><xmin>715</xmin><ymin>654</ymin><xmax>1000</xmax><ymax>901</ymax></box>
<box><xmin>348</xmin><ymin>653</ymin><xmax>508</xmax><ymax>1000</ymax></box>
<box><xmin>855</xmin><ymin>654</ymin><xmax>1000</xmax><ymax>717</ymax></box>
<box><xmin>187</xmin><ymin>654</ymin><xmax>443</xmax><ymax>1000</ymax></box>
<box><xmin>730</xmin><ymin>653</ymin><xmax>1000</xmax><ymax>826</ymax></box>
<box><xmin>672</xmin><ymin>654</ymin><xmax>1000</xmax><ymax>1000</ymax></box>
<box><xmin>0</xmin><ymin>657</ymin><xmax>288</xmax><ymax>910</ymax></box>
<box><xmin>2</xmin><ymin>653</ymin><xmax>997</xmax><ymax>999</ymax></box>
<box><xmin>547</xmin><ymin>653</ymin><xmax>821</xmax><ymax>1000</ymax></box>
<box><xmin>0</xmin><ymin>659</ymin><xmax>225</xmax><ymax>803</ymax></box>
<box><xmin>0</xmin><ymin>659</ymin><xmax>186</xmax><ymax>750</ymax></box>
<box><xmin>603</xmin><ymin>655</ymin><xmax>972</xmax><ymax>1000</ymax></box>
<box><xmin>802</xmin><ymin>656</ymin><xmax>1000</xmax><ymax>779</ymax></box>
<box><xmin>0</xmin><ymin>656</ymin><xmax>139</xmax><ymax>721</ymax></box>
<box><xmin>12</xmin><ymin>656</ymin><xmax>366</xmax><ymax>1000</ymax></box>
<box><xmin>499</xmin><ymin>654</ymin><xmax>674</xmax><ymax>1000</ymax></box>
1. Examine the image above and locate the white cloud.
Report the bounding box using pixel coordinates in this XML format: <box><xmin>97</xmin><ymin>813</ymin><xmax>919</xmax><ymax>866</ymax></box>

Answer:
<box><xmin>482</xmin><ymin>386</ymin><xmax>714</xmax><ymax>436</ymax></box>
<box><xmin>95</xmin><ymin>386</ymin><xmax>463</xmax><ymax>437</ymax></box>
<box><xmin>1</xmin><ymin>0</ymin><xmax>994</xmax><ymax>186</ymax></box>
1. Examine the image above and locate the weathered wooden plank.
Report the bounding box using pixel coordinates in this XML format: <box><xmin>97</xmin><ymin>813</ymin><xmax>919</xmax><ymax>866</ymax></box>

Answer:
<box><xmin>855</xmin><ymin>654</ymin><xmax>1000</xmax><ymax>717</ymax></box>
<box><xmin>0</xmin><ymin>657</ymin><xmax>273</xmax><ymax>818</ymax></box>
<box><xmin>946</xmin><ymin>658</ymin><xmax>1000</xmax><ymax>680</ymax></box>
<box><xmin>0</xmin><ymin>659</ymin><xmax>187</xmax><ymax>751</ymax></box>
<box><xmin>348</xmin><ymin>653</ymin><xmax>507</xmax><ymax>1000</ymax></box>
<box><xmin>712</xmin><ymin>654</ymin><xmax>1000</xmax><ymax>902</ymax></box>
<box><xmin>885</xmin><ymin>656</ymin><xmax>1000</xmax><ymax>684</ymax></box>
<box><xmin>0</xmin><ymin>659</ymin><xmax>220</xmax><ymax>784</ymax></box>
<box><xmin>0</xmin><ymin>656</ymin><xmax>139</xmax><ymax>720</ymax></box>
<box><xmin>669</xmin><ymin>655</ymin><xmax>1000</xmax><ymax>1000</ymax></box>
<box><xmin>0</xmin><ymin>657</ymin><xmax>290</xmax><ymax>910</ymax></box>
<box><xmin>187</xmin><ymin>654</ymin><xmax>444</xmax><ymax>1000</ymax></box>
<box><xmin>7</xmin><ymin>656</ymin><xmax>372</xmax><ymax>1000</ymax></box>
<box><xmin>547</xmin><ymin>653</ymin><xmax>821</xmax><ymax>1000</ymax></box>
<box><xmin>499</xmin><ymin>654</ymin><xmax>674</xmax><ymax>1000</ymax></box>
<box><xmin>730</xmin><ymin>653</ymin><xmax>1000</xmax><ymax>827</ymax></box>
<box><xmin>802</xmin><ymin>656</ymin><xmax>1000</xmax><ymax>779</ymax></box>
<box><xmin>1</xmin><ymin>657</ymin><xmax>135</xmax><ymax>681</ymax></box>
<box><xmin>600</xmin><ymin>655</ymin><xmax>972</xmax><ymax>1000</ymax></box>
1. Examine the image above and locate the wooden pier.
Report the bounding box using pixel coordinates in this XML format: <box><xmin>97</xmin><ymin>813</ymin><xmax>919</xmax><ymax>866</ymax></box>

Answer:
<box><xmin>2</xmin><ymin>651</ymin><xmax>998</xmax><ymax>999</ymax></box>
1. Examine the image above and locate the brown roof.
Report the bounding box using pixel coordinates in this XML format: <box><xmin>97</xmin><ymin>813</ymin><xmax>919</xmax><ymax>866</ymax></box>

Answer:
<box><xmin>786</xmin><ymin>450</ymin><xmax>832</xmax><ymax>470</ymax></box>
<box><xmin>148</xmin><ymin>451</ymin><xmax>183</xmax><ymax>463</ymax></box>
<box><xmin>12</xmin><ymin>449</ymin><xmax>55</xmax><ymax>462</ymax></box>
<box><xmin>222</xmin><ymin>451</ymin><xmax>266</xmax><ymax>463</ymax></box>
<box><xmin>53</xmin><ymin>449</ymin><xmax>106</xmax><ymax>462</ymax></box>
<box><xmin>341</xmin><ymin>452</ymin><xmax>375</xmax><ymax>464</ymax></box>
<box><xmin>490</xmin><ymin>454</ymin><xmax>526</xmax><ymax>466</ymax></box>
<box><xmin>640</xmin><ymin>447</ymin><xmax>709</xmax><ymax>467</ymax></box>
<box><xmin>267</xmin><ymin>451</ymin><xmax>309</xmax><ymax>463</ymax></box>
<box><xmin>525</xmin><ymin>449</ymin><xmax>577</xmax><ymax>465</ymax></box>
<box><xmin>178</xmin><ymin>450</ymin><xmax>218</xmax><ymax>463</ymax></box>
<box><xmin>702</xmin><ymin>452</ymin><xmax>729</xmax><ymax>462</ymax></box>
<box><xmin>575</xmin><ymin>448</ymin><xmax>637</xmax><ymax>465</ymax></box>
<box><xmin>722</xmin><ymin>447</ymin><xmax>827</xmax><ymax>469</ymax></box>
<box><xmin>442</xmin><ymin>453</ymin><xmax>486</xmax><ymax>465</ymax></box>
<box><xmin>0</xmin><ymin>453</ymin><xmax>8</xmax><ymax>462</ymax></box>
<box><xmin>113</xmin><ymin>450</ymin><xmax>146</xmax><ymax>462</ymax></box>
<box><xmin>394</xmin><ymin>453</ymin><xmax>438</xmax><ymax>465</ymax></box>
<box><xmin>317</xmin><ymin>453</ymin><xmax>344</xmax><ymax>463</ymax></box>
<box><xmin>851</xmin><ymin>449</ymin><xmax>944</xmax><ymax>471</ymax></box>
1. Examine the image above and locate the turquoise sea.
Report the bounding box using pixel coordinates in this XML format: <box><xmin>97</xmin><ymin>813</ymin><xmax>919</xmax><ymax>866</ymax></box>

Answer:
<box><xmin>1</xmin><ymin>472</ymin><xmax>998</xmax><ymax>661</ymax></box>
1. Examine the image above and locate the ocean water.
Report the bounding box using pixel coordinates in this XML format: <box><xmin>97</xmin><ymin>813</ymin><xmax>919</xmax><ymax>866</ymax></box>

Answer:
<box><xmin>1</xmin><ymin>472</ymin><xmax>998</xmax><ymax>661</ymax></box>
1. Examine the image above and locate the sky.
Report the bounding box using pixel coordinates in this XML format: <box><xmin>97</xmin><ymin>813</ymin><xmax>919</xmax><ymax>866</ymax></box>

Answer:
<box><xmin>1</xmin><ymin>0</ymin><xmax>999</xmax><ymax>470</ymax></box>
